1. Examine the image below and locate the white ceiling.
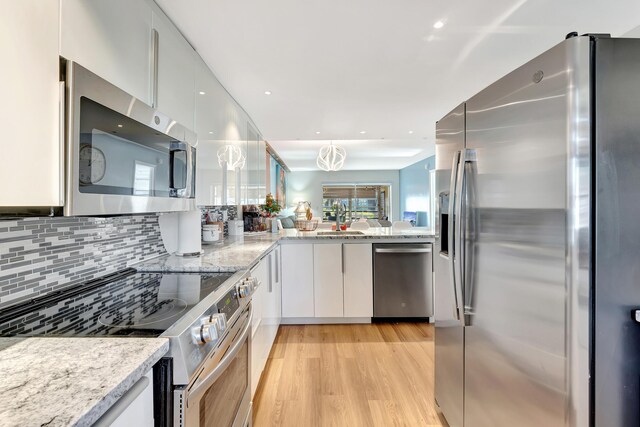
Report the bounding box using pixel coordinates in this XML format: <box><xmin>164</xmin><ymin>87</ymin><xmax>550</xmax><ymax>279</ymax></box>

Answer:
<box><xmin>158</xmin><ymin>0</ymin><xmax>640</xmax><ymax>171</ymax></box>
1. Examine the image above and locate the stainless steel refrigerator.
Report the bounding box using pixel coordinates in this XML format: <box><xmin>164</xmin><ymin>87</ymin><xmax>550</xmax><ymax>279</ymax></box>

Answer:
<box><xmin>434</xmin><ymin>34</ymin><xmax>640</xmax><ymax>427</ymax></box>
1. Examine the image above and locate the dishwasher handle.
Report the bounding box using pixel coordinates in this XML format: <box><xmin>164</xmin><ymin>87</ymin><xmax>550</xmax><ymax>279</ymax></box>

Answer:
<box><xmin>374</xmin><ymin>247</ymin><xmax>432</xmax><ymax>254</ymax></box>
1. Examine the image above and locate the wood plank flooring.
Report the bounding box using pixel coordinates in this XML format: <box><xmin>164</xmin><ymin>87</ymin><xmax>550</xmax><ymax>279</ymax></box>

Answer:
<box><xmin>252</xmin><ymin>323</ymin><xmax>449</xmax><ymax>427</ymax></box>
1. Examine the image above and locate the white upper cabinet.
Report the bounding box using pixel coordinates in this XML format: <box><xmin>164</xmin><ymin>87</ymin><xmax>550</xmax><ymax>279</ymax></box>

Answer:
<box><xmin>258</xmin><ymin>140</ymin><xmax>267</xmax><ymax>202</ymax></box>
<box><xmin>152</xmin><ymin>8</ymin><xmax>195</xmax><ymax>130</ymax></box>
<box><xmin>1</xmin><ymin>0</ymin><xmax>62</xmax><ymax>207</ymax></box>
<box><xmin>60</xmin><ymin>0</ymin><xmax>152</xmax><ymax>104</ymax></box>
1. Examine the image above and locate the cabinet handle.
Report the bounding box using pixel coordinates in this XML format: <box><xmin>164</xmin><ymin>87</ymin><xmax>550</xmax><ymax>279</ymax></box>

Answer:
<box><xmin>58</xmin><ymin>81</ymin><xmax>65</xmax><ymax>206</ymax></box>
<box><xmin>275</xmin><ymin>249</ymin><xmax>279</xmax><ymax>283</ymax></box>
<box><xmin>268</xmin><ymin>253</ymin><xmax>273</xmax><ymax>293</ymax></box>
<box><xmin>341</xmin><ymin>244</ymin><xmax>344</xmax><ymax>273</ymax></box>
<box><xmin>151</xmin><ymin>29</ymin><xmax>159</xmax><ymax>108</ymax></box>
<box><xmin>93</xmin><ymin>376</ymin><xmax>150</xmax><ymax>427</ymax></box>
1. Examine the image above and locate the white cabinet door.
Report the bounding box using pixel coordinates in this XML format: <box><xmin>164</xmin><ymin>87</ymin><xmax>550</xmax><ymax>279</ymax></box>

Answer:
<box><xmin>343</xmin><ymin>243</ymin><xmax>373</xmax><ymax>317</ymax></box>
<box><xmin>194</xmin><ymin>56</ymin><xmax>224</xmax><ymax>206</ymax></box>
<box><xmin>264</xmin><ymin>248</ymin><xmax>281</xmax><ymax>348</ymax></box>
<box><xmin>273</xmin><ymin>246</ymin><xmax>282</xmax><ymax>328</ymax></box>
<box><xmin>281</xmin><ymin>244</ymin><xmax>315</xmax><ymax>318</ymax></box>
<box><xmin>250</xmin><ymin>255</ymin><xmax>269</xmax><ymax>397</ymax></box>
<box><xmin>1</xmin><ymin>0</ymin><xmax>62</xmax><ymax>207</ymax></box>
<box><xmin>95</xmin><ymin>371</ymin><xmax>154</xmax><ymax>427</ymax></box>
<box><xmin>60</xmin><ymin>0</ymin><xmax>152</xmax><ymax>104</ymax></box>
<box><xmin>152</xmin><ymin>9</ymin><xmax>195</xmax><ymax>130</ymax></box>
<box><xmin>313</xmin><ymin>244</ymin><xmax>344</xmax><ymax>317</ymax></box>
<box><xmin>258</xmin><ymin>140</ymin><xmax>267</xmax><ymax>202</ymax></box>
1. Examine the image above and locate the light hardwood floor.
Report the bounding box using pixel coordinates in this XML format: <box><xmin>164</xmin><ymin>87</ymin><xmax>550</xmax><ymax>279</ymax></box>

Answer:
<box><xmin>252</xmin><ymin>323</ymin><xmax>449</xmax><ymax>427</ymax></box>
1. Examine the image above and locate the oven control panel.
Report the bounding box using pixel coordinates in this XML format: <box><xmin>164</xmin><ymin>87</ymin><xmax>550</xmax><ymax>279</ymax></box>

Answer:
<box><xmin>216</xmin><ymin>288</ymin><xmax>239</xmax><ymax>319</ymax></box>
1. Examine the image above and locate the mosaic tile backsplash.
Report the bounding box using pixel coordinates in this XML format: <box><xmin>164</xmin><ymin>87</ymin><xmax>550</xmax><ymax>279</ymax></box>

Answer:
<box><xmin>0</xmin><ymin>215</ymin><xmax>166</xmax><ymax>309</ymax></box>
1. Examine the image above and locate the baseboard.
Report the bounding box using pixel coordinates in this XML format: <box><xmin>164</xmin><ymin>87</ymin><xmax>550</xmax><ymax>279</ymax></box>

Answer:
<box><xmin>280</xmin><ymin>317</ymin><xmax>372</xmax><ymax>325</ymax></box>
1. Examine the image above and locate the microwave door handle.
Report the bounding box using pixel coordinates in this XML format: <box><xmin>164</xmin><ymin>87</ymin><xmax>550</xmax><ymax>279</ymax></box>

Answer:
<box><xmin>186</xmin><ymin>306</ymin><xmax>253</xmax><ymax>401</ymax></box>
<box><xmin>186</xmin><ymin>146</ymin><xmax>195</xmax><ymax>198</ymax></box>
<box><xmin>169</xmin><ymin>142</ymin><xmax>188</xmax><ymax>194</ymax></box>
<box><xmin>169</xmin><ymin>148</ymin><xmax>178</xmax><ymax>191</ymax></box>
<box><xmin>449</xmin><ymin>150</ymin><xmax>462</xmax><ymax>321</ymax></box>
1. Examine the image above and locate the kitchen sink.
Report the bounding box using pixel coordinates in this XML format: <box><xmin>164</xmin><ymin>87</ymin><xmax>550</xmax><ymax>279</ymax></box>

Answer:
<box><xmin>316</xmin><ymin>231</ymin><xmax>365</xmax><ymax>236</ymax></box>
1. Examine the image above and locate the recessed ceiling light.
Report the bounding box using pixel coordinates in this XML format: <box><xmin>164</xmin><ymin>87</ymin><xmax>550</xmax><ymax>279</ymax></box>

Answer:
<box><xmin>264</xmin><ymin>90</ymin><xmax>272</xmax><ymax>95</ymax></box>
<box><xmin>359</xmin><ymin>130</ymin><xmax>366</xmax><ymax>134</ymax></box>
<box><xmin>433</xmin><ymin>20</ymin><xmax>445</xmax><ymax>29</ymax></box>
<box><xmin>315</xmin><ymin>131</ymin><xmax>321</xmax><ymax>135</ymax></box>
<box><xmin>117</xmin><ymin>124</ymin><xmax>123</xmax><ymax>128</ymax></box>
<box><xmin>209</xmin><ymin>131</ymin><xmax>214</xmax><ymax>134</ymax></box>
<box><xmin>408</xmin><ymin>130</ymin><xmax>414</xmax><ymax>134</ymax></box>
<box><xmin>199</xmin><ymin>91</ymin><xmax>206</xmax><ymax>95</ymax></box>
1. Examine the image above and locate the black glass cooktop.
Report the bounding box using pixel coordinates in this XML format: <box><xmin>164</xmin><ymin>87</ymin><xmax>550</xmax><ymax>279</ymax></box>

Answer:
<box><xmin>0</xmin><ymin>269</ymin><xmax>234</xmax><ymax>338</ymax></box>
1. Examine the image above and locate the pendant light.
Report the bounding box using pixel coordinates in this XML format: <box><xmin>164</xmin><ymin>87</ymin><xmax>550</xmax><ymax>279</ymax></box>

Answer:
<box><xmin>217</xmin><ymin>145</ymin><xmax>246</xmax><ymax>169</ymax></box>
<box><xmin>316</xmin><ymin>141</ymin><xmax>346</xmax><ymax>171</ymax></box>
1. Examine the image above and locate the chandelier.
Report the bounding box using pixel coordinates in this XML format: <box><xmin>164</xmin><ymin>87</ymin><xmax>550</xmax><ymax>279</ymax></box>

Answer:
<box><xmin>217</xmin><ymin>145</ymin><xmax>246</xmax><ymax>169</ymax></box>
<box><xmin>316</xmin><ymin>142</ymin><xmax>346</xmax><ymax>171</ymax></box>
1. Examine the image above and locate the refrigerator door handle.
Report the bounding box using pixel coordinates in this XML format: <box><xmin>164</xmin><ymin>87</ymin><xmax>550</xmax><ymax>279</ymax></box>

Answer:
<box><xmin>449</xmin><ymin>150</ymin><xmax>463</xmax><ymax>322</ymax></box>
<box><xmin>453</xmin><ymin>150</ymin><xmax>466</xmax><ymax>326</ymax></box>
<box><xmin>459</xmin><ymin>149</ymin><xmax>477</xmax><ymax>323</ymax></box>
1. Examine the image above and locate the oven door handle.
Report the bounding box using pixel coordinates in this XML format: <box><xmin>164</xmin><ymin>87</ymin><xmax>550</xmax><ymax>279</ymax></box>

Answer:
<box><xmin>187</xmin><ymin>305</ymin><xmax>253</xmax><ymax>401</ymax></box>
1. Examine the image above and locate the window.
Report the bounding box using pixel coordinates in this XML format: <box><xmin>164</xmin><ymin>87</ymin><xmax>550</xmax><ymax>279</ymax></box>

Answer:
<box><xmin>133</xmin><ymin>161</ymin><xmax>155</xmax><ymax>196</ymax></box>
<box><xmin>322</xmin><ymin>184</ymin><xmax>391</xmax><ymax>222</ymax></box>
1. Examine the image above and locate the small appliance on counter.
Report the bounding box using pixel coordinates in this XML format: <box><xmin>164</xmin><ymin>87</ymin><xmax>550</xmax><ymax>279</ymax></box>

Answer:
<box><xmin>158</xmin><ymin>211</ymin><xmax>202</xmax><ymax>256</ymax></box>
<box><xmin>202</xmin><ymin>223</ymin><xmax>221</xmax><ymax>243</ymax></box>
<box><xmin>243</xmin><ymin>205</ymin><xmax>266</xmax><ymax>232</ymax></box>
<box><xmin>228</xmin><ymin>219</ymin><xmax>244</xmax><ymax>236</ymax></box>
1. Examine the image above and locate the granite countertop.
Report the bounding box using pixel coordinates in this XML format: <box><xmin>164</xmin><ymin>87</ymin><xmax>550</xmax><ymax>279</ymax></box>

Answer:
<box><xmin>135</xmin><ymin>233</ymin><xmax>281</xmax><ymax>273</ymax></box>
<box><xmin>135</xmin><ymin>228</ymin><xmax>434</xmax><ymax>273</ymax></box>
<box><xmin>0</xmin><ymin>337</ymin><xmax>169</xmax><ymax>427</ymax></box>
<box><xmin>279</xmin><ymin>227</ymin><xmax>435</xmax><ymax>240</ymax></box>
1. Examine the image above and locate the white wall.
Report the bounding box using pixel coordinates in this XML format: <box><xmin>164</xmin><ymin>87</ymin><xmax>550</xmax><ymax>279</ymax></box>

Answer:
<box><xmin>286</xmin><ymin>170</ymin><xmax>401</xmax><ymax>221</ymax></box>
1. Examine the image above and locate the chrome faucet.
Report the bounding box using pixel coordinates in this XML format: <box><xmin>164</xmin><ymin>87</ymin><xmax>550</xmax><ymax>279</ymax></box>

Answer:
<box><xmin>334</xmin><ymin>203</ymin><xmax>343</xmax><ymax>231</ymax></box>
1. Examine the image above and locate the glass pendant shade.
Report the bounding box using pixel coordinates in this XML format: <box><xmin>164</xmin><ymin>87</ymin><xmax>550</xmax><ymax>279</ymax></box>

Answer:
<box><xmin>217</xmin><ymin>145</ymin><xmax>246</xmax><ymax>169</ymax></box>
<box><xmin>316</xmin><ymin>143</ymin><xmax>346</xmax><ymax>171</ymax></box>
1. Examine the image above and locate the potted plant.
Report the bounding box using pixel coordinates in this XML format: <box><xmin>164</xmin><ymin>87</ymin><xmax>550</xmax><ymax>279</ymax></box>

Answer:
<box><xmin>260</xmin><ymin>193</ymin><xmax>281</xmax><ymax>232</ymax></box>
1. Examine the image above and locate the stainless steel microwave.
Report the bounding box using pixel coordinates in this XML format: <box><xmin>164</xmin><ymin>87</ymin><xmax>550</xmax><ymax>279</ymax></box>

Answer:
<box><xmin>64</xmin><ymin>62</ymin><xmax>197</xmax><ymax>216</ymax></box>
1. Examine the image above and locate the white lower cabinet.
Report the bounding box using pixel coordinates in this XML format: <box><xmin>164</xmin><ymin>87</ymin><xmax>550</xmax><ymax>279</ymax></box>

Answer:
<box><xmin>281</xmin><ymin>244</ymin><xmax>315</xmax><ymax>318</ymax></box>
<box><xmin>313</xmin><ymin>244</ymin><xmax>344</xmax><ymax>317</ymax></box>
<box><xmin>265</xmin><ymin>246</ymin><xmax>282</xmax><ymax>345</ymax></box>
<box><xmin>250</xmin><ymin>255</ymin><xmax>268</xmax><ymax>397</ymax></box>
<box><xmin>250</xmin><ymin>248</ymin><xmax>282</xmax><ymax>398</ymax></box>
<box><xmin>281</xmin><ymin>242</ymin><xmax>373</xmax><ymax>322</ymax></box>
<box><xmin>343</xmin><ymin>243</ymin><xmax>373</xmax><ymax>317</ymax></box>
<box><xmin>94</xmin><ymin>371</ymin><xmax>154</xmax><ymax>427</ymax></box>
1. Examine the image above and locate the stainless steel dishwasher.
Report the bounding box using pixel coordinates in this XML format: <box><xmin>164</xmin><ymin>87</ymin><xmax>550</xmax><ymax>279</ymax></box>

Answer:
<box><xmin>373</xmin><ymin>243</ymin><xmax>433</xmax><ymax>319</ymax></box>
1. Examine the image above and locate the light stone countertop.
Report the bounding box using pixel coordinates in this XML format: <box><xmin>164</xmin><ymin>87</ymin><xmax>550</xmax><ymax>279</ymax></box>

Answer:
<box><xmin>135</xmin><ymin>233</ymin><xmax>282</xmax><ymax>273</ymax></box>
<box><xmin>135</xmin><ymin>228</ymin><xmax>434</xmax><ymax>273</ymax></box>
<box><xmin>0</xmin><ymin>337</ymin><xmax>169</xmax><ymax>427</ymax></box>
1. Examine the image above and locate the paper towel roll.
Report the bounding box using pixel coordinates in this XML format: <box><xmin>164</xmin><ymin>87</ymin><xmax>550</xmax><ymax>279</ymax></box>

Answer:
<box><xmin>177</xmin><ymin>210</ymin><xmax>202</xmax><ymax>256</ymax></box>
